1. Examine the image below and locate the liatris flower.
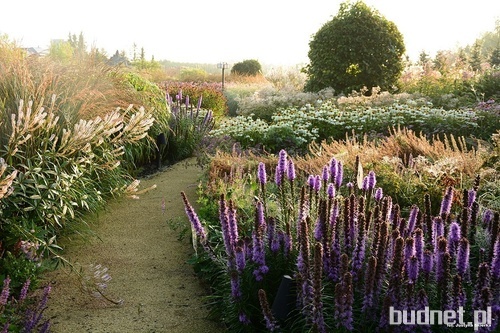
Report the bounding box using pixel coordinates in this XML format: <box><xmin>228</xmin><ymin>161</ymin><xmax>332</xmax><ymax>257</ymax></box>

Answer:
<box><xmin>362</xmin><ymin>176</ymin><xmax>369</xmax><ymax>192</ymax></box>
<box><xmin>440</xmin><ymin>252</ymin><xmax>451</xmax><ymax>308</ymax></box>
<box><xmin>450</xmin><ymin>274</ymin><xmax>466</xmax><ymax>309</ymax></box>
<box><xmin>422</xmin><ymin>250</ymin><xmax>434</xmax><ymax>279</ymax></box>
<box><xmin>239</xmin><ymin>312</ymin><xmax>251</xmax><ymax>325</ymax></box>
<box><xmin>435</xmin><ymin>237</ymin><xmax>448</xmax><ymax>283</ymax></box>
<box><xmin>414</xmin><ymin>228</ymin><xmax>424</xmax><ymax>264</ymax></box>
<box><xmin>415</xmin><ymin>289</ymin><xmax>432</xmax><ymax>333</ymax></box>
<box><xmin>185</xmin><ymin>95</ymin><xmax>190</xmax><ymax>109</ymax></box>
<box><xmin>0</xmin><ymin>276</ymin><xmax>10</xmax><ymax>306</ymax></box>
<box><xmin>375</xmin><ymin>221</ymin><xmax>389</xmax><ymax>290</ymax></box>
<box><xmin>307</xmin><ymin>175</ymin><xmax>315</xmax><ymax>189</ymax></box>
<box><xmin>408</xmin><ymin>255</ymin><xmax>419</xmax><ymax>283</ymax></box>
<box><xmin>404</xmin><ymin>237</ymin><xmax>415</xmax><ymax>263</ymax></box>
<box><xmin>258</xmin><ymin>289</ymin><xmax>279</xmax><ymax>331</ymax></box>
<box><xmin>491</xmin><ymin>237</ymin><xmax>500</xmax><ymax>280</ymax></box>
<box><xmin>327</xmin><ymin>183</ymin><xmax>335</xmax><ymax>199</ymax></box>
<box><xmin>468</xmin><ymin>189</ymin><xmax>477</xmax><ymax>208</ymax></box>
<box><xmin>181</xmin><ymin>191</ymin><xmax>207</xmax><ymax>241</ymax></box>
<box><xmin>424</xmin><ymin>193</ymin><xmax>433</xmax><ymax>244</ymax></box>
<box><xmin>432</xmin><ymin>217</ymin><xmax>444</xmax><ymax>253</ymax></box>
<box><xmin>230</xmin><ymin>271</ymin><xmax>242</xmax><ymax>299</ymax></box>
<box><xmin>321</xmin><ymin>165</ymin><xmax>329</xmax><ymax>183</ymax></box>
<box><xmin>235</xmin><ymin>242</ymin><xmax>246</xmax><ymax>273</ymax></box>
<box><xmin>483</xmin><ymin>209</ymin><xmax>494</xmax><ymax>230</ymax></box>
<box><xmin>367</xmin><ymin>170</ymin><xmax>376</xmax><ymax>191</ymax></box>
<box><xmin>335</xmin><ymin>272</ymin><xmax>354</xmax><ymax>331</ymax></box>
<box><xmin>457</xmin><ymin>237</ymin><xmax>470</xmax><ymax>277</ymax></box>
<box><xmin>2</xmin><ymin>322</ymin><xmax>9</xmax><ymax>333</ymax></box>
<box><xmin>439</xmin><ymin>186</ymin><xmax>454</xmax><ymax>218</ymax></box>
<box><xmin>352</xmin><ymin>213</ymin><xmax>366</xmax><ymax>282</ymax></box>
<box><xmin>228</xmin><ymin>200</ymin><xmax>239</xmax><ymax>249</ymax></box>
<box><xmin>219</xmin><ymin>194</ymin><xmax>233</xmax><ymax>258</ymax></box>
<box><xmin>313</xmin><ymin>175</ymin><xmax>321</xmax><ymax>193</ymax></box>
<box><xmin>447</xmin><ymin>221</ymin><xmax>461</xmax><ymax>258</ymax></box>
<box><xmin>312</xmin><ymin>243</ymin><xmax>326</xmax><ymax>333</ymax></box>
<box><xmin>362</xmin><ymin>256</ymin><xmax>377</xmax><ymax>315</ymax></box>
<box><xmin>407</xmin><ymin>205</ymin><xmax>419</xmax><ymax>234</ymax></box>
<box><xmin>252</xmin><ymin>202</ymin><xmax>268</xmax><ymax>281</ymax></box>
<box><xmin>19</xmin><ymin>279</ymin><xmax>31</xmax><ymax>303</ymax></box>
<box><xmin>258</xmin><ymin>162</ymin><xmax>267</xmax><ymax>185</ymax></box>
<box><xmin>473</xmin><ymin>263</ymin><xmax>491</xmax><ymax>309</ymax></box>
<box><xmin>490</xmin><ymin>212</ymin><xmax>499</xmax><ymax>260</ymax></box>
<box><xmin>287</xmin><ymin>158</ymin><xmax>296</xmax><ymax>181</ymax></box>
<box><xmin>329</xmin><ymin>157</ymin><xmax>338</xmax><ymax>183</ymax></box>
<box><xmin>335</xmin><ymin>161</ymin><xmax>343</xmax><ymax>189</ymax></box>
<box><xmin>197</xmin><ymin>95</ymin><xmax>203</xmax><ymax>110</ymax></box>
<box><xmin>275</xmin><ymin>149</ymin><xmax>287</xmax><ymax>186</ymax></box>
<box><xmin>374</xmin><ymin>187</ymin><xmax>383</xmax><ymax>202</ymax></box>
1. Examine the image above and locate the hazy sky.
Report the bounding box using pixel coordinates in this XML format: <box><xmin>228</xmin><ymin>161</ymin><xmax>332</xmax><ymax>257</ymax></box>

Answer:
<box><xmin>1</xmin><ymin>0</ymin><xmax>499</xmax><ymax>66</ymax></box>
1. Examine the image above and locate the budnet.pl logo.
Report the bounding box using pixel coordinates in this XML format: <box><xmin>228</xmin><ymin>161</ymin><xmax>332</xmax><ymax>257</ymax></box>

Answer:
<box><xmin>390</xmin><ymin>306</ymin><xmax>492</xmax><ymax>331</ymax></box>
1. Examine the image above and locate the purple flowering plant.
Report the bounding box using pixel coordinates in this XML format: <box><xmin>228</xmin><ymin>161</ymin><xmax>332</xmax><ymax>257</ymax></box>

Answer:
<box><xmin>183</xmin><ymin>150</ymin><xmax>500</xmax><ymax>332</ymax></box>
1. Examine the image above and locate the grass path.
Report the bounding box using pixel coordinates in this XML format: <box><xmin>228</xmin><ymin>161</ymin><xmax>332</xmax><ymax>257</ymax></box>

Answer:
<box><xmin>44</xmin><ymin>158</ymin><xmax>223</xmax><ymax>333</ymax></box>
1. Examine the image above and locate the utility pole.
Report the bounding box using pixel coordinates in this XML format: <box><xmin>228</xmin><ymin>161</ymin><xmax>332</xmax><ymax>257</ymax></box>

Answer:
<box><xmin>217</xmin><ymin>62</ymin><xmax>229</xmax><ymax>90</ymax></box>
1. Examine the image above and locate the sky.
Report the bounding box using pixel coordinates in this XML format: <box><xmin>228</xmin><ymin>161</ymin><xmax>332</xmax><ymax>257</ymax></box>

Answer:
<box><xmin>1</xmin><ymin>0</ymin><xmax>499</xmax><ymax>66</ymax></box>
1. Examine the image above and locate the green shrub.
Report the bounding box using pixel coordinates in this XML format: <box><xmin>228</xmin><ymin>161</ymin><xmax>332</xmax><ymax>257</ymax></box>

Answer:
<box><xmin>304</xmin><ymin>1</ymin><xmax>405</xmax><ymax>93</ymax></box>
<box><xmin>230</xmin><ymin>59</ymin><xmax>262</xmax><ymax>76</ymax></box>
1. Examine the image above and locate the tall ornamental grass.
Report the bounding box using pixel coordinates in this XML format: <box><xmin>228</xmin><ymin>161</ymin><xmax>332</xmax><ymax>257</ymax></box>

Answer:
<box><xmin>183</xmin><ymin>149</ymin><xmax>499</xmax><ymax>332</ymax></box>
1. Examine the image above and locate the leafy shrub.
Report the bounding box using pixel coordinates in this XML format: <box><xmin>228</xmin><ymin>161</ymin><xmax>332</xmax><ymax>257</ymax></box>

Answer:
<box><xmin>161</xmin><ymin>81</ymin><xmax>228</xmax><ymax>117</ymax></box>
<box><xmin>304</xmin><ymin>1</ymin><xmax>405</xmax><ymax>93</ymax></box>
<box><xmin>230</xmin><ymin>59</ymin><xmax>262</xmax><ymax>76</ymax></box>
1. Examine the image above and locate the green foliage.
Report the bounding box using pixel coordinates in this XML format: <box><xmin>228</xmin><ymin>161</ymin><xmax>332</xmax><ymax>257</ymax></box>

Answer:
<box><xmin>162</xmin><ymin>81</ymin><xmax>228</xmax><ymax>117</ymax></box>
<box><xmin>230</xmin><ymin>59</ymin><xmax>262</xmax><ymax>76</ymax></box>
<box><xmin>304</xmin><ymin>1</ymin><xmax>405</xmax><ymax>94</ymax></box>
<box><xmin>178</xmin><ymin>67</ymin><xmax>208</xmax><ymax>82</ymax></box>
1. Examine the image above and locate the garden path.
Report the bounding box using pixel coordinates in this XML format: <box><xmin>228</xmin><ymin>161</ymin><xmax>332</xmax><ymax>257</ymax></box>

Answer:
<box><xmin>44</xmin><ymin>158</ymin><xmax>222</xmax><ymax>333</ymax></box>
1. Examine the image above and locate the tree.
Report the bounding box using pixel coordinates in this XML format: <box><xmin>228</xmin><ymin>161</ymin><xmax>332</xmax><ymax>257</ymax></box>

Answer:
<box><xmin>230</xmin><ymin>59</ymin><xmax>262</xmax><ymax>76</ymax></box>
<box><xmin>304</xmin><ymin>1</ymin><xmax>405</xmax><ymax>94</ymax></box>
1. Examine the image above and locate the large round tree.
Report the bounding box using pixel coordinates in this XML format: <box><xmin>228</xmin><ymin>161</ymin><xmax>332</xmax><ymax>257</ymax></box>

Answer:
<box><xmin>304</xmin><ymin>1</ymin><xmax>405</xmax><ymax>94</ymax></box>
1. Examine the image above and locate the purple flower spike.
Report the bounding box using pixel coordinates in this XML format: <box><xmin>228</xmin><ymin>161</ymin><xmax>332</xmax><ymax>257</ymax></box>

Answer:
<box><xmin>362</xmin><ymin>176</ymin><xmax>369</xmax><ymax>192</ymax></box>
<box><xmin>456</xmin><ymin>238</ymin><xmax>470</xmax><ymax>277</ymax></box>
<box><xmin>275</xmin><ymin>149</ymin><xmax>288</xmax><ymax>186</ymax></box>
<box><xmin>483</xmin><ymin>209</ymin><xmax>493</xmax><ymax>227</ymax></box>
<box><xmin>422</xmin><ymin>250</ymin><xmax>433</xmax><ymax>276</ymax></box>
<box><xmin>408</xmin><ymin>205</ymin><xmax>419</xmax><ymax>233</ymax></box>
<box><xmin>19</xmin><ymin>279</ymin><xmax>30</xmax><ymax>303</ymax></box>
<box><xmin>179</xmin><ymin>90</ymin><xmax>183</xmax><ymax>102</ymax></box>
<box><xmin>327</xmin><ymin>183</ymin><xmax>336</xmax><ymax>199</ymax></box>
<box><xmin>258</xmin><ymin>162</ymin><xmax>267</xmax><ymax>185</ymax></box>
<box><xmin>185</xmin><ymin>95</ymin><xmax>190</xmax><ymax>108</ymax></box>
<box><xmin>0</xmin><ymin>276</ymin><xmax>11</xmax><ymax>306</ymax></box>
<box><xmin>468</xmin><ymin>189</ymin><xmax>476</xmax><ymax>208</ymax></box>
<box><xmin>287</xmin><ymin>159</ymin><xmax>296</xmax><ymax>181</ymax></box>
<box><xmin>329</xmin><ymin>157</ymin><xmax>338</xmax><ymax>182</ymax></box>
<box><xmin>374</xmin><ymin>187</ymin><xmax>383</xmax><ymax>201</ymax></box>
<box><xmin>367</xmin><ymin>171</ymin><xmax>376</xmax><ymax>191</ymax></box>
<box><xmin>335</xmin><ymin>161</ymin><xmax>343</xmax><ymax>188</ymax></box>
<box><xmin>307</xmin><ymin>175</ymin><xmax>315</xmax><ymax>188</ymax></box>
<box><xmin>408</xmin><ymin>255</ymin><xmax>419</xmax><ymax>283</ymax></box>
<box><xmin>314</xmin><ymin>175</ymin><xmax>321</xmax><ymax>192</ymax></box>
<box><xmin>439</xmin><ymin>186</ymin><xmax>454</xmax><ymax>218</ymax></box>
<box><xmin>447</xmin><ymin>221</ymin><xmax>461</xmax><ymax>256</ymax></box>
<box><xmin>235</xmin><ymin>245</ymin><xmax>246</xmax><ymax>272</ymax></box>
<box><xmin>239</xmin><ymin>312</ymin><xmax>251</xmax><ymax>325</ymax></box>
<box><xmin>197</xmin><ymin>95</ymin><xmax>203</xmax><ymax>110</ymax></box>
<box><xmin>181</xmin><ymin>192</ymin><xmax>207</xmax><ymax>241</ymax></box>
<box><xmin>322</xmin><ymin>165</ymin><xmax>329</xmax><ymax>182</ymax></box>
<box><xmin>491</xmin><ymin>238</ymin><xmax>500</xmax><ymax>280</ymax></box>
